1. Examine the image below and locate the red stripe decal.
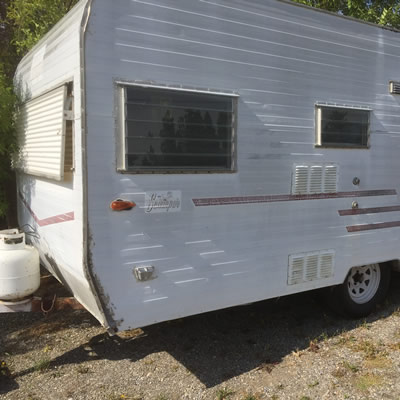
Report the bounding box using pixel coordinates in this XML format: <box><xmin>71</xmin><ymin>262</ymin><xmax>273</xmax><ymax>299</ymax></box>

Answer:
<box><xmin>193</xmin><ymin>189</ymin><xmax>397</xmax><ymax>207</ymax></box>
<box><xmin>19</xmin><ymin>191</ymin><xmax>74</xmax><ymax>227</ymax></box>
<box><xmin>347</xmin><ymin>221</ymin><xmax>400</xmax><ymax>232</ymax></box>
<box><xmin>339</xmin><ymin>205</ymin><xmax>400</xmax><ymax>216</ymax></box>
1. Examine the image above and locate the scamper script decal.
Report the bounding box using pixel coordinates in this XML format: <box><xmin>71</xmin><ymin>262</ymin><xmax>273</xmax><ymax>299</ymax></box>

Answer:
<box><xmin>145</xmin><ymin>191</ymin><xmax>181</xmax><ymax>213</ymax></box>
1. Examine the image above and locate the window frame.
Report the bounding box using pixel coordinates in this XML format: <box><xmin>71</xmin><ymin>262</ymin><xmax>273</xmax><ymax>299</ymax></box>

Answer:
<box><xmin>15</xmin><ymin>82</ymin><xmax>73</xmax><ymax>181</ymax></box>
<box><xmin>116</xmin><ymin>82</ymin><xmax>238</xmax><ymax>174</ymax></box>
<box><xmin>315</xmin><ymin>104</ymin><xmax>371</xmax><ymax>149</ymax></box>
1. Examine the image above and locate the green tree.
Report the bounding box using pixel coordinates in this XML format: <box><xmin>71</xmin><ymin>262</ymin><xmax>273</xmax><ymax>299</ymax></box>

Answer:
<box><xmin>0</xmin><ymin>66</ymin><xmax>17</xmax><ymax>221</ymax></box>
<box><xmin>0</xmin><ymin>0</ymin><xmax>77</xmax><ymax>226</ymax></box>
<box><xmin>292</xmin><ymin>0</ymin><xmax>400</xmax><ymax>28</ymax></box>
<box><xmin>7</xmin><ymin>0</ymin><xmax>78</xmax><ymax>55</ymax></box>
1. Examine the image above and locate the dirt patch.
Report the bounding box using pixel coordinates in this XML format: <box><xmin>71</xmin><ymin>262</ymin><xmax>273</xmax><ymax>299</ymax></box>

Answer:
<box><xmin>2</xmin><ymin>275</ymin><xmax>400</xmax><ymax>399</ymax></box>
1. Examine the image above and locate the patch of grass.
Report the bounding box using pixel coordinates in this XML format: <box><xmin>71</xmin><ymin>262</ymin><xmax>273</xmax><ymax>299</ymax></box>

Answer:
<box><xmin>33</xmin><ymin>358</ymin><xmax>51</xmax><ymax>373</ymax></box>
<box><xmin>318</xmin><ymin>331</ymin><xmax>329</xmax><ymax>341</ymax></box>
<box><xmin>353</xmin><ymin>340</ymin><xmax>384</xmax><ymax>359</ymax></box>
<box><xmin>353</xmin><ymin>373</ymin><xmax>383</xmax><ymax>391</ymax></box>
<box><xmin>242</xmin><ymin>394</ymin><xmax>258</xmax><ymax>400</ymax></box>
<box><xmin>343</xmin><ymin>361</ymin><xmax>360</xmax><ymax>373</ymax></box>
<box><xmin>242</xmin><ymin>395</ymin><xmax>254</xmax><ymax>400</ymax></box>
<box><xmin>307</xmin><ymin>381</ymin><xmax>319</xmax><ymax>388</ymax></box>
<box><xmin>300</xmin><ymin>396</ymin><xmax>311</xmax><ymax>400</ymax></box>
<box><xmin>364</xmin><ymin>356</ymin><xmax>392</xmax><ymax>369</ymax></box>
<box><xmin>334</xmin><ymin>335</ymin><xmax>356</xmax><ymax>346</ymax></box>
<box><xmin>216</xmin><ymin>387</ymin><xmax>234</xmax><ymax>400</ymax></box>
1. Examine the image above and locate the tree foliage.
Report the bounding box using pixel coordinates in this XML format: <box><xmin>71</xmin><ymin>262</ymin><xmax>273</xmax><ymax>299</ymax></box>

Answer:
<box><xmin>7</xmin><ymin>0</ymin><xmax>78</xmax><ymax>55</ymax></box>
<box><xmin>0</xmin><ymin>0</ymin><xmax>78</xmax><ymax>222</ymax></box>
<box><xmin>293</xmin><ymin>0</ymin><xmax>400</xmax><ymax>28</ymax></box>
<box><xmin>0</xmin><ymin>67</ymin><xmax>16</xmax><ymax>218</ymax></box>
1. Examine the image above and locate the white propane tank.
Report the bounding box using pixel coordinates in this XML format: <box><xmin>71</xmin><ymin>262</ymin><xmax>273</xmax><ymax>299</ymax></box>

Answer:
<box><xmin>0</xmin><ymin>229</ymin><xmax>40</xmax><ymax>301</ymax></box>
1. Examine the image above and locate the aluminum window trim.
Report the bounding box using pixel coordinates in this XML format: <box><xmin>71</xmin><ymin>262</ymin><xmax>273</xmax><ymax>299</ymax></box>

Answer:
<box><xmin>315</xmin><ymin>104</ymin><xmax>371</xmax><ymax>149</ymax></box>
<box><xmin>116</xmin><ymin>82</ymin><xmax>238</xmax><ymax>174</ymax></box>
<box><xmin>114</xmin><ymin>80</ymin><xmax>240</xmax><ymax>97</ymax></box>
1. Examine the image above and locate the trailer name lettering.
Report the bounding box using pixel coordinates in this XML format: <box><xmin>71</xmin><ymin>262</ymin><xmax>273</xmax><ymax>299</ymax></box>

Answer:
<box><xmin>145</xmin><ymin>191</ymin><xmax>181</xmax><ymax>213</ymax></box>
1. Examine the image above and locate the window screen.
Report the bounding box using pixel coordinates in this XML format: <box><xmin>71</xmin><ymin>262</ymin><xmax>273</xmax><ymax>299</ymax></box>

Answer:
<box><xmin>123</xmin><ymin>86</ymin><xmax>236</xmax><ymax>172</ymax></box>
<box><xmin>316</xmin><ymin>106</ymin><xmax>370</xmax><ymax>148</ymax></box>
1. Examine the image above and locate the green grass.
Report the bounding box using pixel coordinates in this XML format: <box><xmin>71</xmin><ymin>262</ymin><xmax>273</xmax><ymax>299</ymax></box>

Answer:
<box><xmin>216</xmin><ymin>387</ymin><xmax>234</xmax><ymax>400</ymax></box>
<box><xmin>354</xmin><ymin>373</ymin><xmax>383</xmax><ymax>391</ymax></box>
<box><xmin>33</xmin><ymin>358</ymin><xmax>50</xmax><ymax>373</ymax></box>
<box><xmin>242</xmin><ymin>394</ymin><xmax>258</xmax><ymax>400</ymax></box>
<box><xmin>343</xmin><ymin>361</ymin><xmax>360</xmax><ymax>373</ymax></box>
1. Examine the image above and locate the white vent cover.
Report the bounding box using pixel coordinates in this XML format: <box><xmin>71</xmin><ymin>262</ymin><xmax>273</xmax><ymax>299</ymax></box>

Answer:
<box><xmin>288</xmin><ymin>249</ymin><xmax>335</xmax><ymax>285</ymax></box>
<box><xmin>15</xmin><ymin>84</ymin><xmax>67</xmax><ymax>181</ymax></box>
<box><xmin>390</xmin><ymin>81</ymin><xmax>400</xmax><ymax>95</ymax></box>
<box><xmin>292</xmin><ymin>164</ymin><xmax>338</xmax><ymax>194</ymax></box>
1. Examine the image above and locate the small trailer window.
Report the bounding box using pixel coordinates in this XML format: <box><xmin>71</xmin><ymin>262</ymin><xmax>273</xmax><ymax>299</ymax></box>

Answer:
<box><xmin>316</xmin><ymin>105</ymin><xmax>370</xmax><ymax>148</ymax></box>
<box><xmin>15</xmin><ymin>83</ymin><xmax>73</xmax><ymax>181</ymax></box>
<box><xmin>120</xmin><ymin>86</ymin><xmax>236</xmax><ymax>173</ymax></box>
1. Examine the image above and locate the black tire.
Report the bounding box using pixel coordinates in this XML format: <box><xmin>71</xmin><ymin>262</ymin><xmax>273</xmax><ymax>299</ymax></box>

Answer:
<box><xmin>325</xmin><ymin>263</ymin><xmax>391</xmax><ymax>318</ymax></box>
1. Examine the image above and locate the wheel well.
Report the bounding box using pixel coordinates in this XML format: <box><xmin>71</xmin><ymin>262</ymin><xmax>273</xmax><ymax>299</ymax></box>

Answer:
<box><xmin>384</xmin><ymin>259</ymin><xmax>400</xmax><ymax>272</ymax></box>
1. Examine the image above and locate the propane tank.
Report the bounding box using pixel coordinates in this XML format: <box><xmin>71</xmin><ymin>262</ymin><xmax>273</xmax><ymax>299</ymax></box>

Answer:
<box><xmin>0</xmin><ymin>229</ymin><xmax>40</xmax><ymax>301</ymax></box>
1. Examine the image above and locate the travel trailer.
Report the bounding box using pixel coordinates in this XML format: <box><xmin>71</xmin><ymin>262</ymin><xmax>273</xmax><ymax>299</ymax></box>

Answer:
<box><xmin>13</xmin><ymin>0</ymin><xmax>400</xmax><ymax>332</ymax></box>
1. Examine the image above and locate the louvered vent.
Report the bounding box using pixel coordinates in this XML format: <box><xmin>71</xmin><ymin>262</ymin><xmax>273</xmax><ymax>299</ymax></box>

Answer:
<box><xmin>15</xmin><ymin>84</ymin><xmax>67</xmax><ymax>181</ymax></box>
<box><xmin>288</xmin><ymin>250</ymin><xmax>335</xmax><ymax>285</ymax></box>
<box><xmin>292</xmin><ymin>164</ymin><xmax>338</xmax><ymax>194</ymax></box>
<box><xmin>390</xmin><ymin>81</ymin><xmax>400</xmax><ymax>95</ymax></box>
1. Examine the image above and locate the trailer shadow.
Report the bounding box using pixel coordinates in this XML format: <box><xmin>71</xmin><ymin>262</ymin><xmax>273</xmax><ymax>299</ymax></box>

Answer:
<box><xmin>7</xmin><ymin>272</ymin><xmax>400</xmax><ymax>389</ymax></box>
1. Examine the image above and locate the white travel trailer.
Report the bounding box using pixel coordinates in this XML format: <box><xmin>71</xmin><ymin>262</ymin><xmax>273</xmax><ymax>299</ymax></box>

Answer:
<box><xmin>14</xmin><ymin>0</ymin><xmax>400</xmax><ymax>332</ymax></box>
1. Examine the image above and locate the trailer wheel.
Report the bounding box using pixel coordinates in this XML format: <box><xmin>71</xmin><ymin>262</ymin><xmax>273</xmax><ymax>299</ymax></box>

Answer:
<box><xmin>327</xmin><ymin>263</ymin><xmax>391</xmax><ymax>318</ymax></box>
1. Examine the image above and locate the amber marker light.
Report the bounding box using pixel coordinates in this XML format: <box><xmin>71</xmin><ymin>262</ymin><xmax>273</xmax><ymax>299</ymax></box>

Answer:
<box><xmin>110</xmin><ymin>199</ymin><xmax>136</xmax><ymax>211</ymax></box>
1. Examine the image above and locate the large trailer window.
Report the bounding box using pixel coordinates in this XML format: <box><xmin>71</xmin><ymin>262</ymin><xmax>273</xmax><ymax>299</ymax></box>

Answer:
<box><xmin>316</xmin><ymin>105</ymin><xmax>370</xmax><ymax>148</ymax></box>
<box><xmin>119</xmin><ymin>86</ymin><xmax>237</xmax><ymax>173</ymax></box>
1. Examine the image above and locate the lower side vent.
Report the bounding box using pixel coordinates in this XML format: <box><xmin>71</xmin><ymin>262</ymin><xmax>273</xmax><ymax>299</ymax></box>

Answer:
<box><xmin>288</xmin><ymin>249</ymin><xmax>335</xmax><ymax>285</ymax></box>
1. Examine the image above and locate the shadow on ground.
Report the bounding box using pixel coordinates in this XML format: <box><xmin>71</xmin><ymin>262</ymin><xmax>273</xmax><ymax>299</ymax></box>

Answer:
<box><xmin>4</xmin><ymin>273</ymin><xmax>400</xmax><ymax>389</ymax></box>
<box><xmin>0</xmin><ymin>363</ymin><xmax>19</xmax><ymax>394</ymax></box>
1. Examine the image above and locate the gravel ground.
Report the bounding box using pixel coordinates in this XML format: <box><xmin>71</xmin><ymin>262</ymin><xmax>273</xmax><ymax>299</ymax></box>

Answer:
<box><xmin>2</xmin><ymin>275</ymin><xmax>400</xmax><ymax>400</ymax></box>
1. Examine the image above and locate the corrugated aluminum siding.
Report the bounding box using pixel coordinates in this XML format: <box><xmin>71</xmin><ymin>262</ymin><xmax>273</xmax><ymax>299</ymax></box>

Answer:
<box><xmin>85</xmin><ymin>0</ymin><xmax>400</xmax><ymax>331</ymax></box>
<box><xmin>16</xmin><ymin>85</ymin><xmax>67</xmax><ymax>181</ymax></box>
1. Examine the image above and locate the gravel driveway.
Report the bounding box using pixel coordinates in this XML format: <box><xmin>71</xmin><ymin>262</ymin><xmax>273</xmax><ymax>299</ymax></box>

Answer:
<box><xmin>2</xmin><ymin>274</ymin><xmax>400</xmax><ymax>400</ymax></box>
